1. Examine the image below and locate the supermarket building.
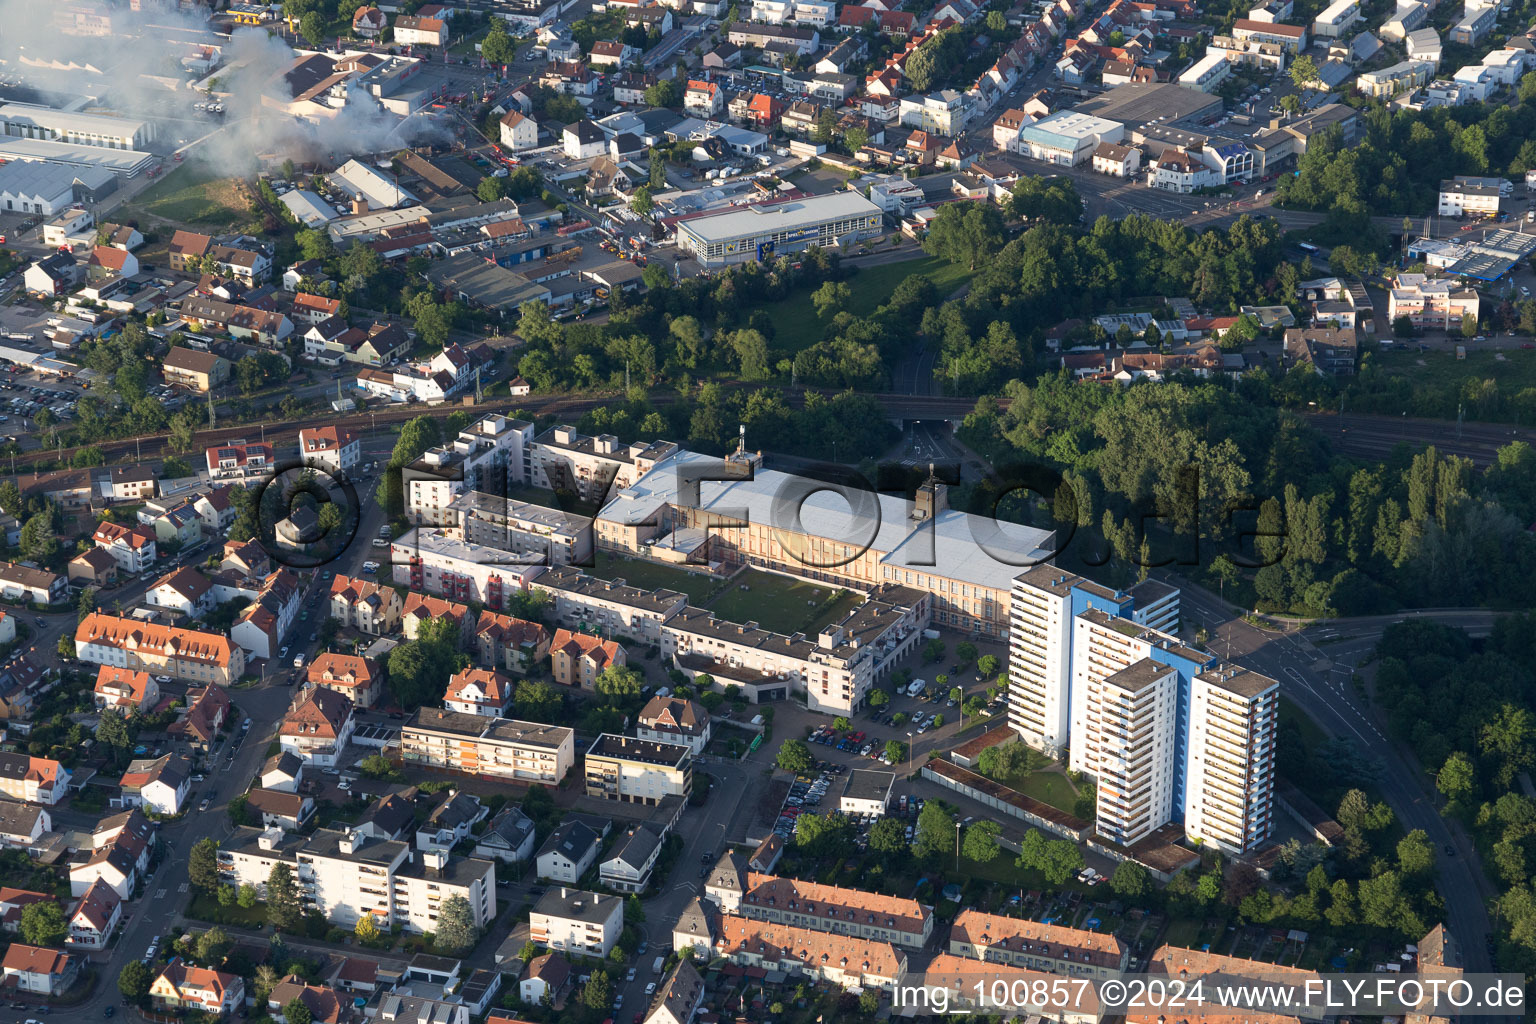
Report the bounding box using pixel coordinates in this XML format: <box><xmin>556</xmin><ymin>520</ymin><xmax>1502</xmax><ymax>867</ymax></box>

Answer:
<box><xmin>674</xmin><ymin>192</ymin><xmax>883</xmax><ymax>267</ymax></box>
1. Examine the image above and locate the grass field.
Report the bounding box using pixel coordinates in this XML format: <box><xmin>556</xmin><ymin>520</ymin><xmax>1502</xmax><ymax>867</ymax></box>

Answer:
<box><xmin>119</xmin><ymin>160</ymin><xmax>250</xmax><ymax>229</ymax></box>
<box><xmin>705</xmin><ymin>568</ymin><xmax>853</xmax><ymax>635</ymax></box>
<box><xmin>1016</xmin><ymin>770</ymin><xmax>1083</xmax><ymax>815</ymax></box>
<box><xmin>761</xmin><ymin>254</ymin><xmax>977</xmax><ymax>353</ymax></box>
<box><xmin>592</xmin><ymin>551</ymin><xmax>720</xmax><ymax>604</ymax></box>
<box><xmin>1359</xmin><ymin>346</ymin><xmax>1536</xmax><ymax>422</ymax></box>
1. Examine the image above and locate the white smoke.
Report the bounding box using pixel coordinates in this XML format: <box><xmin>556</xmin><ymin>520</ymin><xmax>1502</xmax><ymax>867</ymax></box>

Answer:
<box><xmin>0</xmin><ymin>0</ymin><xmax>455</xmax><ymax>176</ymax></box>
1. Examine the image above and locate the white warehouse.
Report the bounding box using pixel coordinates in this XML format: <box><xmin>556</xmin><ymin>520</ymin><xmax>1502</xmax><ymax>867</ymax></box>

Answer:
<box><xmin>674</xmin><ymin>191</ymin><xmax>883</xmax><ymax>267</ymax></box>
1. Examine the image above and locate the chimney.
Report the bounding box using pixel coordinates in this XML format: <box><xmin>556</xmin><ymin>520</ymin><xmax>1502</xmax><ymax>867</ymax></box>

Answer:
<box><xmin>352</xmin><ymin>197</ymin><xmax>369</xmax><ymax>215</ymax></box>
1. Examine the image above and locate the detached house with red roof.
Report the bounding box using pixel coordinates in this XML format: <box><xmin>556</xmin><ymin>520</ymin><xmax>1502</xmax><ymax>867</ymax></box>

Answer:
<box><xmin>394</xmin><ymin>13</ymin><xmax>447</xmax><ymax>45</ymax></box>
<box><xmin>0</xmin><ymin>889</ymin><xmax>54</xmax><ymax>934</ymax></box>
<box><xmin>588</xmin><ymin>40</ymin><xmax>636</xmax><ymax>66</ymax></box>
<box><xmin>550</xmin><ymin>629</ymin><xmax>624</xmax><ymax>689</ymax></box>
<box><xmin>401</xmin><ymin>593</ymin><xmax>470</xmax><ymax>642</ymax></box>
<box><xmin>299</xmin><ymin>425</ymin><xmax>361</xmax><ymax>474</ymax></box>
<box><xmin>279</xmin><ymin>687</ymin><xmax>355</xmax><ymax>767</ymax></box>
<box><xmin>92</xmin><ymin>521</ymin><xmax>157</xmax><ymax>575</ymax></box>
<box><xmin>87</xmin><ymin>245</ymin><xmax>139</xmax><ymax>280</ymax></box>
<box><xmin>684</xmin><ymin>80</ymin><xmax>723</xmax><ymax>117</ymax></box>
<box><xmin>474</xmin><ymin>611</ymin><xmax>550</xmax><ymax>675</ymax></box>
<box><xmin>499</xmin><ymin>110</ymin><xmax>538</xmax><ymax>152</ymax></box>
<box><xmin>93</xmin><ymin>666</ymin><xmax>160</xmax><ymax>713</ymax></box>
<box><xmin>353</xmin><ymin>5</ymin><xmax>387</xmax><ymax>37</ymax></box>
<box><xmin>291</xmin><ymin>292</ymin><xmax>342</xmax><ymax>324</ymax></box>
<box><xmin>307</xmin><ymin>653</ymin><xmax>382</xmax><ymax>708</ymax></box>
<box><xmin>151</xmin><ymin>959</ymin><xmax>245</xmax><ymax>1016</ymax></box>
<box><xmin>330</xmin><ymin>575</ymin><xmax>402</xmax><ymax>635</ymax></box>
<box><xmin>172</xmin><ymin>685</ymin><xmax>233</xmax><ymax>750</ymax></box>
<box><xmin>729</xmin><ymin>93</ymin><xmax>785</xmax><ymax>130</ymax></box>
<box><xmin>1</xmin><ymin>944</ymin><xmax>80</xmax><ymax>996</ymax></box>
<box><xmin>206</xmin><ymin>440</ymin><xmax>275</xmax><ymax>485</ymax></box>
<box><xmin>67</xmin><ymin>878</ymin><xmax>121</xmax><ymax>950</ymax></box>
<box><xmin>444</xmin><ymin>668</ymin><xmax>514</xmax><ymax>718</ymax></box>
<box><xmin>0</xmin><ymin>753</ymin><xmax>70</xmax><ymax>806</ymax></box>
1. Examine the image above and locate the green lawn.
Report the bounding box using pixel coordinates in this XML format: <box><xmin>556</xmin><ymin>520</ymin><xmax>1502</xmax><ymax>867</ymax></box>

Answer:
<box><xmin>1279</xmin><ymin>696</ymin><xmax>1326</xmax><ymax>748</ymax></box>
<box><xmin>119</xmin><ymin>160</ymin><xmax>251</xmax><ymax>228</ymax></box>
<box><xmin>705</xmin><ymin>569</ymin><xmax>851</xmax><ymax>635</ymax></box>
<box><xmin>1016</xmin><ymin>770</ymin><xmax>1084</xmax><ymax>816</ymax></box>
<box><xmin>1357</xmin><ymin>345</ymin><xmax>1536</xmax><ymax>424</ymax></box>
<box><xmin>1163</xmin><ymin>918</ymin><xmax>1202</xmax><ymax>949</ymax></box>
<box><xmin>592</xmin><ymin>551</ymin><xmax>721</xmax><ymax>604</ymax></box>
<box><xmin>760</xmin><ymin>255</ymin><xmax>977</xmax><ymax>353</ymax></box>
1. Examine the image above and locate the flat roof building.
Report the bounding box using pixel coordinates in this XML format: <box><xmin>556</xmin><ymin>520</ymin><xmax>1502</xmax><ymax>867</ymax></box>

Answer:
<box><xmin>674</xmin><ymin>192</ymin><xmax>883</xmax><ymax>267</ymax></box>
<box><xmin>0</xmin><ymin>103</ymin><xmax>153</xmax><ymax>150</ymax></box>
<box><xmin>585</xmin><ymin>733</ymin><xmax>693</xmax><ymax>805</ymax></box>
<box><xmin>1017</xmin><ymin>110</ymin><xmax>1124</xmax><ymax>166</ymax></box>
<box><xmin>400</xmin><ymin>708</ymin><xmax>576</xmax><ymax>783</ymax></box>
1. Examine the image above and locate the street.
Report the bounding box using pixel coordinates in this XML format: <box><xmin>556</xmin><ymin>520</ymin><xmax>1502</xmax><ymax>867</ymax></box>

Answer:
<box><xmin>1165</xmin><ymin>572</ymin><xmax>1498</xmax><ymax>979</ymax></box>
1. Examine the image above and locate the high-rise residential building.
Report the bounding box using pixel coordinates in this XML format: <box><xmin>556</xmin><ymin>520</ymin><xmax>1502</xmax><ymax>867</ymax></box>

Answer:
<box><xmin>407</xmin><ymin>414</ymin><xmax>536</xmax><ymax>526</ymax></box>
<box><xmin>1185</xmin><ymin>665</ymin><xmax>1279</xmax><ymax>854</ymax></box>
<box><xmin>1006</xmin><ymin>567</ymin><xmax>1178</xmax><ymax>756</ymax></box>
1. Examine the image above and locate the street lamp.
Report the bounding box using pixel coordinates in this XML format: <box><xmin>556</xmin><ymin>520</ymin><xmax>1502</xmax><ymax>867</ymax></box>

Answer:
<box><xmin>955</xmin><ymin>820</ymin><xmax>962</xmax><ymax>871</ymax></box>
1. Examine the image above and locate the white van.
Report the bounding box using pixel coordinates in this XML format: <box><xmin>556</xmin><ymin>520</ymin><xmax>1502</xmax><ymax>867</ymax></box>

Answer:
<box><xmin>906</xmin><ymin>678</ymin><xmax>926</xmax><ymax>697</ymax></box>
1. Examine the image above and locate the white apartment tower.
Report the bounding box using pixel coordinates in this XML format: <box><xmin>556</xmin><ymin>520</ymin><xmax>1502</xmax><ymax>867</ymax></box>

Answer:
<box><xmin>1185</xmin><ymin>665</ymin><xmax>1279</xmax><ymax>854</ymax></box>
<box><xmin>1089</xmin><ymin>659</ymin><xmax>1179</xmax><ymax>846</ymax></box>
<box><xmin>1008</xmin><ymin>567</ymin><xmax>1179</xmax><ymax>757</ymax></box>
<box><xmin>407</xmin><ymin>414</ymin><xmax>536</xmax><ymax>526</ymax></box>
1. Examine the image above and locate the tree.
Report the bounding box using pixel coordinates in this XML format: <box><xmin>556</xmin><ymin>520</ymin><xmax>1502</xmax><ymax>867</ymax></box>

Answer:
<box><xmin>1480</xmin><ymin>704</ymin><xmax>1535</xmax><ymax>786</ymax></box>
<box><xmin>514</xmin><ymin>679</ymin><xmax>562</xmax><ymax>721</ymax></box>
<box><xmin>884</xmin><ymin>739</ymin><xmax>908</xmax><ymax>763</ymax></box>
<box><xmin>196</xmin><ymin>926</ymin><xmax>231</xmax><ymax>965</ymax></box>
<box><xmin>190</xmin><ymin>837</ymin><xmax>221</xmax><ymax>894</ymax></box>
<box><xmin>581</xmin><ymin>970</ymin><xmax>613</xmax><ymax>1012</ymax></box>
<box><xmin>477</xmin><ymin>176</ymin><xmax>507</xmax><ymax>202</ymax></box>
<box><xmin>1396</xmin><ymin>829</ymin><xmax>1435</xmax><ymax>876</ymax></box>
<box><xmin>252</xmin><ymin>965</ymin><xmax>281</xmax><ymax>1005</ymax></box>
<box><xmin>977</xmin><ymin>654</ymin><xmax>1000</xmax><ymax>677</ymax></box>
<box><xmin>19</xmin><ymin>512</ymin><xmax>57</xmax><ymax>563</ymax></box>
<box><xmin>19</xmin><ymin>900</ymin><xmax>66</xmax><ymax>947</ymax></box>
<box><xmin>869</xmin><ymin>689</ymin><xmax>890</xmax><ymax>710</ymax></box>
<box><xmin>859</xmin><ymin>989</ymin><xmax>880</xmax><ymax>1015</ymax></box>
<box><xmin>868</xmin><ymin>817</ymin><xmax>909</xmax><ymax>855</ymax></box>
<box><xmin>1289</xmin><ymin>54</ymin><xmax>1319</xmax><ymax>91</ymax></box>
<box><xmin>594</xmin><ymin>664</ymin><xmax>643</xmax><ymax>702</ymax></box>
<box><xmin>1009</xmin><ymin>176</ymin><xmax>1082</xmax><ymax>224</ymax></box>
<box><xmin>844</xmin><ymin>126</ymin><xmax>869</xmax><ymax>155</ymax></box>
<box><xmin>962</xmin><ymin>820</ymin><xmax>1002</xmax><ymax>863</ymax></box>
<box><xmin>354</xmin><ymin>913</ymin><xmax>380</xmax><ymax>944</ymax></box>
<box><xmin>118</xmin><ymin>960</ymin><xmax>152</xmax><ymax>1005</ymax></box>
<box><xmin>948</xmin><ymin>686</ymin><xmax>963</xmax><ymax>703</ymax></box>
<box><xmin>299</xmin><ymin>10</ymin><xmax>324</xmax><ymax>45</ymax></box>
<box><xmin>914</xmin><ymin>799</ymin><xmax>955</xmax><ymax>857</ymax></box>
<box><xmin>812</xmin><ymin>280</ymin><xmax>851</xmax><ymax>320</ymax></box>
<box><xmin>649</xmin><ymin>150</ymin><xmax>667</xmax><ymax>189</ymax></box>
<box><xmin>1436</xmin><ymin>750</ymin><xmax>1475</xmax><ymax>803</ymax></box>
<box><xmin>777</xmin><ymin>739</ymin><xmax>813</xmax><ymax>774</ymax></box>
<box><xmin>794</xmin><ymin>812</ymin><xmax>857</xmax><ymax>860</ymax></box>
<box><xmin>434</xmin><ymin>894</ymin><xmax>478</xmax><ymax>954</ymax></box>
<box><xmin>96</xmin><ymin>707</ymin><xmax>131</xmax><ymax>750</ymax></box>
<box><xmin>986</xmin><ymin>8</ymin><xmax>1007</xmax><ymax>30</ymax></box>
<box><xmin>1110</xmin><ymin>861</ymin><xmax>1150</xmax><ymax>898</ymax></box>
<box><xmin>1462</xmin><ymin>313</ymin><xmax>1479</xmax><ymax>339</ymax></box>
<box><xmin>644</xmin><ymin>79</ymin><xmax>681</xmax><ymax>107</ymax></box>
<box><xmin>0</xmin><ymin>479</ymin><xmax>20</xmax><ymax>517</ymax></box>
<box><xmin>1040</xmin><ymin>839</ymin><xmax>1084</xmax><ymax>884</ymax></box>
<box><xmin>285</xmin><ymin>998</ymin><xmax>314</xmax><ymax>1024</ymax></box>
<box><xmin>630</xmin><ymin>186</ymin><xmax>654</xmax><ymax>217</ymax></box>
<box><xmin>482</xmin><ymin>19</ymin><xmax>515</xmax><ymax>63</ymax></box>
<box><xmin>238</xmin><ymin>883</ymin><xmax>258</xmax><ymax>908</ymax></box>
<box><xmin>922</xmin><ymin>202</ymin><xmax>1005</xmax><ymax>270</ymax></box>
<box><xmin>267</xmin><ymin>862</ymin><xmax>302</xmax><ymax>931</ymax></box>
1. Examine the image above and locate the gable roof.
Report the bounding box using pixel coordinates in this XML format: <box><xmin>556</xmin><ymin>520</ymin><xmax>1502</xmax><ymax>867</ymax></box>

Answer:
<box><xmin>281</xmin><ymin>686</ymin><xmax>354</xmax><ymax>740</ymax></box>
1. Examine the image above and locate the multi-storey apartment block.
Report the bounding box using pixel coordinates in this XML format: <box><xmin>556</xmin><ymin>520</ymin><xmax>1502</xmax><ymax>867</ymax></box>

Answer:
<box><xmin>949</xmin><ymin>911</ymin><xmax>1129</xmax><ymax>978</ymax></box>
<box><xmin>529</xmin><ymin>888</ymin><xmax>624</xmax><ymax>957</ymax></box>
<box><xmin>407</xmin><ymin>414</ymin><xmax>535</xmax><ymax>526</ymax></box>
<box><xmin>400</xmin><ymin>709</ymin><xmax>575</xmax><ymax>783</ymax></box>
<box><xmin>705</xmin><ymin>853</ymin><xmax>933</xmax><ymax>947</ymax></box>
<box><xmin>1185</xmin><ymin>665</ymin><xmax>1278</xmax><ymax>854</ymax></box>
<box><xmin>1007</xmin><ymin>568</ymin><xmax>1180</xmax><ymax>756</ymax></box>
<box><xmin>446</xmin><ymin>491</ymin><xmax>593</xmax><ymax>565</ymax></box>
<box><xmin>534</xmin><ymin>566</ymin><xmax>688</xmax><ymax>644</ymax></box>
<box><xmin>75</xmin><ymin>613</ymin><xmax>246</xmax><ymax>686</ymax></box>
<box><xmin>218</xmin><ymin>827</ymin><xmax>495</xmax><ymax>934</ymax></box>
<box><xmin>1387</xmin><ymin>273</ymin><xmax>1482</xmax><ymax>328</ymax></box>
<box><xmin>528</xmin><ymin>426</ymin><xmax>678</xmax><ymax>503</ymax></box>
<box><xmin>660</xmin><ymin>585</ymin><xmax>929</xmax><ymax>713</ymax></box>
<box><xmin>584</xmin><ymin>734</ymin><xmax>692</xmax><ymax>804</ymax></box>
<box><xmin>712</xmin><ymin>915</ymin><xmax>907</xmax><ymax>992</ymax></box>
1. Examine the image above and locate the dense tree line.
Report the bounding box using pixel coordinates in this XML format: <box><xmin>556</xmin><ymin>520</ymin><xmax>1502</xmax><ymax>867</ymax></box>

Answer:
<box><xmin>959</xmin><ymin>374</ymin><xmax>1536</xmax><ymax>614</ymax></box>
<box><xmin>1369</xmin><ymin>618</ymin><xmax>1536</xmax><ymax>975</ymax></box>
<box><xmin>1278</xmin><ymin>74</ymin><xmax>1536</xmax><ymax>232</ymax></box>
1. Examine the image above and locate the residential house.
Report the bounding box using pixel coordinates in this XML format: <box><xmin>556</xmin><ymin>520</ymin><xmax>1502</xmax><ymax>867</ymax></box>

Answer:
<box><xmin>181</xmin><ymin>297</ymin><xmax>293</xmax><ymax>347</ymax></box>
<box><xmin>94</xmin><ymin>666</ymin><xmax>159</xmax><ymax>712</ymax></box>
<box><xmin>66</xmin><ymin>879</ymin><xmax>122</xmax><ymax>950</ymax></box>
<box><xmin>246</xmin><ymin>788</ymin><xmax>316</xmax><ymax>830</ymax></box>
<box><xmin>550</xmin><ymin>629</ymin><xmax>624</xmax><ymax>689</ymax></box>
<box><xmin>306</xmin><ymin>653</ymin><xmax>382</xmax><ymax>709</ymax></box>
<box><xmin>150</xmin><ymin>959</ymin><xmax>245</xmax><ymax>1016</ymax></box>
<box><xmin>0</xmin><ymin>562</ymin><xmax>67</xmax><ymax>606</ymax></box>
<box><xmin>395</xmin><ymin>14</ymin><xmax>448</xmax><ymax>45</ymax></box>
<box><xmin>0</xmin><ymin>753</ymin><xmax>70</xmax><ymax>805</ymax></box>
<box><xmin>500</xmin><ymin>111</ymin><xmax>539</xmax><ymax>152</ymax></box>
<box><xmin>588</xmin><ymin>41</ymin><xmax>636</xmax><ymax>66</ymax></box>
<box><xmin>279</xmin><ymin>687</ymin><xmax>355</xmax><ymax>767</ymax></box>
<box><xmin>147</xmin><ymin>566</ymin><xmax>217</xmax><ymax>618</ymax></box>
<box><xmin>259</xmin><ymin>752</ymin><xmax>305</xmax><ymax>794</ymax></box>
<box><xmin>68</xmin><ymin>548</ymin><xmax>119</xmax><ymax>589</ymax></box>
<box><xmin>1284</xmin><ymin>327</ymin><xmax>1358</xmax><ymax>375</ymax></box>
<box><xmin>92</xmin><ymin>521</ymin><xmax>157</xmax><ymax>575</ymax></box>
<box><xmin>636</xmin><ymin>696</ymin><xmax>711</xmax><ymax>755</ymax></box>
<box><xmin>563</xmin><ymin>120</ymin><xmax>608</xmax><ymax>160</ymax></box>
<box><xmin>416</xmin><ymin>790</ymin><xmax>488</xmax><ymax>851</ymax></box>
<box><xmin>474</xmin><ymin>612</ymin><xmax>550</xmax><ymax>675</ymax></box>
<box><xmin>518</xmin><ymin>953</ymin><xmax>571</xmax><ymax>1005</ymax></box>
<box><xmin>401</xmin><ymin>593</ymin><xmax>471</xmax><ymax>642</ymax></box>
<box><xmin>172</xmin><ymin>685</ymin><xmax>234</xmax><ymax>750</ymax></box>
<box><xmin>205</xmin><ymin>441</ymin><xmax>275</xmax><ymax>484</ymax></box>
<box><xmin>444</xmin><ymin>668</ymin><xmax>515</xmax><ymax>718</ymax></box>
<box><xmin>329</xmin><ymin>575</ymin><xmax>404</xmax><ymax>635</ymax></box>
<box><xmin>535</xmin><ymin>820</ymin><xmax>600</xmax><ymax>883</ymax></box>
<box><xmin>529</xmin><ymin>888</ymin><xmax>624</xmax><ymax>957</ymax></box>
<box><xmin>599</xmin><ymin>824</ymin><xmax>663</xmax><ymax>893</ymax></box>
<box><xmin>105</xmin><ymin>466</ymin><xmax>158</xmax><ymax>502</ymax></box>
<box><xmin>1</xmin><ymin>945</ymin><xmax>79</xmax><ymax>996</ymax></box>
<box><xmin>473</xmin><ymin>805</ymin><xmax>537</xmax><ymax>863</ymax></box>
<box><xmin>299</xmin><ymin>425</ymin><xmax>361</xmax><ymax>474</ymax></box>
<box><xmin>353</xmin><ymin>6</ymin><xmax>388</xmax><ymax>36</ymax></box>
<box><xmin>0</xmin><ymin>800</ymin><xmax>49</xmax><ymax>848</ymax></box>
<box><xmin>684</xmin><ymin>81</ymin><xmax>724</xmax><ymax>117</ymax></box>
<box><xmin>117</xmin><ymin>753</ymin><xmax>192</xmax><ymax>816</ymax></box>
<box><xmin>291</xmin><ymin>293</ymin><xmax>342</xmax><ymax>324</ymax></box>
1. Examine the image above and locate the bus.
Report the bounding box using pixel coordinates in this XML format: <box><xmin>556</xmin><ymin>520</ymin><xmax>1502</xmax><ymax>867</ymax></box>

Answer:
<box><xmin>1297</xmin><ymin>242</ymin><xmax>1321</xmax><ymax>254</ymax></box>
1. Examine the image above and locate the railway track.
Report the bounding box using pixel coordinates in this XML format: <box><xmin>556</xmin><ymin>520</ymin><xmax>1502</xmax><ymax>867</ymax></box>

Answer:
<box><xmin>1302</xmin><ymin>412</ymin><xmax>1534</xmax><ymax>469</ymax></box>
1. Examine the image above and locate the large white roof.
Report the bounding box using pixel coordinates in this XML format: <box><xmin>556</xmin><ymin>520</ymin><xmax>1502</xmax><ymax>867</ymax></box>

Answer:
<box><xmin>599</xmin><ymin>450</ymin><xmax>1056</xmax><ymax>592</ymax></box>
<box><xmin>676</xmin><ymin>191</ymin><xmax>880</xmax><ymax>244</ymax></box>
